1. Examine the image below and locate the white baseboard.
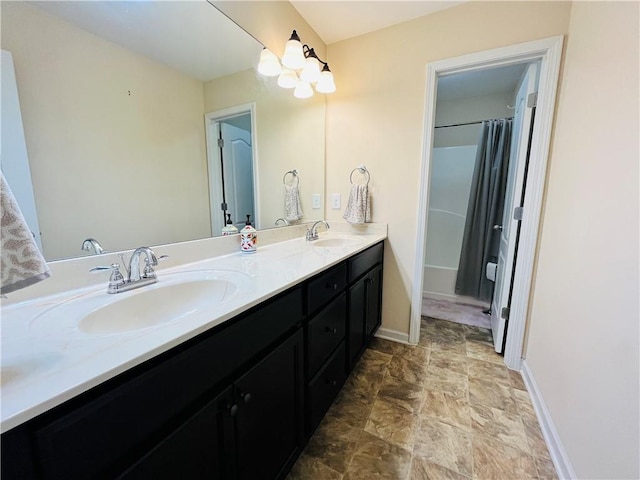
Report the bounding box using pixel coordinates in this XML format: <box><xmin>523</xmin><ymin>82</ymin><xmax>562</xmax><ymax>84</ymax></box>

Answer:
<box><xmin>521</xmin><ymin>361</ymin><xmax>577</xmax><ymax>480</ymax></box>
<box><xmin>375</xmin><ymin>327</ymin><xmax>410</xmax><ymax>345</ymax></box>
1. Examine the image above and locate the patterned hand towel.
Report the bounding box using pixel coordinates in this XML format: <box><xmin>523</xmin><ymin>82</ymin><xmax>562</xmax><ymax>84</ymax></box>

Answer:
<box><xmin>284</xmin><ymin>184</ymin><xmax>303</xmax><ymax>221</ymax></box>
<box><xmin>343</xmin><ymin>184</ymin><xmax>371</xmax><ymax>224</ymax></box>
<box><xmin>1</xmin><ymin>172</ymin><xmax>50</xmax><ymax>294</ymax></box>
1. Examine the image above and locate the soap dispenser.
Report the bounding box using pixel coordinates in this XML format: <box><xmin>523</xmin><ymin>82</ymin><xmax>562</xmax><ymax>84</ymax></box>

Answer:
<box><xmin>240</xmin><ymin>214</ymin><xmax>257</xmax><ymax>254</ymax></box>
<box><xmin>222</xmin><ymin>213</ymin><xmax>239</xmax><ymax>236</ymax></box>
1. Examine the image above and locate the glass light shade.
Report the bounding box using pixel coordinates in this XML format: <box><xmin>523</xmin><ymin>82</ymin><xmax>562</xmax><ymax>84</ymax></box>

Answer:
<box><xmin>257</xmin><ymin>48</ymin><xmax>281</xmax><ymax>77</ymax></box>
<box><xmin>277</xmin><ymin>68</ymin><xmax>298</xmax><ymax>89</ymax></box>
<box><xmin>315</xmin><ymin>69</ymin><xmax>336</xmax><ymax>94</ymax></box>
<box><xmin>293</xmin><ymin>80</ymin><xmax>313</xmax><ymax>99</ymax></box>
<box><xmin>282</xmin><ymin>39</ymin><xmax>305</xmax><ymax>70</ymax></box>
<box><xmin>300</xmin><ymin>56</ymin><xmax>321</xmax><ymax>84</ymax></box>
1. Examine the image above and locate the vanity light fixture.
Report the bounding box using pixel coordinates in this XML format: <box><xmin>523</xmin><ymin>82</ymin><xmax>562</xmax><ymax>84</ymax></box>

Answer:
<box><xmin>257</xmin><ymin>48</ymin><xmax>281</xmax><ymax>77</ymax></box>
<box><xmin>257</xmin><ymin>29</ymin><xmax>336</xmax><ymax>98</ymax></box>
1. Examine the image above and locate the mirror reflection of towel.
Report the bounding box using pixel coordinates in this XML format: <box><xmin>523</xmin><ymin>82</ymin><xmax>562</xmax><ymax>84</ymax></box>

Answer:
<box><xmin>1</xmin><ymin>173</ymin><xmax>50</xmax><ymax>294</ymax></box>
<box><xmin>284</xmin><ymin>184</ymin><xmax>303</xmax><ymax>221</ymax></box>
<box><xmin>343</xmin><ymin>184</ymin><xmax>370</xmax><ymax>224</ymax></box>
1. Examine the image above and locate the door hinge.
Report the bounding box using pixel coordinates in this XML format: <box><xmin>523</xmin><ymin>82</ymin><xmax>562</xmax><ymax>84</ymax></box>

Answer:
<box><xmin>501</xmin><ymin>307</ymin><xmax>510</xmax><ymax>320</ymax></box>
<box><xmin>217</xmin><ymin>138</ymin><xmax>224</xmax><ymax>148</ymax></box>
<box><xmin>527</xmin><ymin>92</ymin><xmax>538</xmax><ymax>108</ymax></box>
<box><xmin>513</xmin><ymin>206</ymin><xmax>524</xmax><ymax>221</ymax></box>
<box><xmin>220</xmin><ymin>202</ymin><xmax>228</xmax><ymax>211</ymax></box>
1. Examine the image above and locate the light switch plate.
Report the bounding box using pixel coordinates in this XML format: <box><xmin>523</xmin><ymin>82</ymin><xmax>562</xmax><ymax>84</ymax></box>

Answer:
<box><xmin>331</xmin><ymin>193</ymin><xmax>341</xmax><ymax>210</ymax></box>
<box><xmin>312</xmin><ymin>194</ymin><xmax>321</xmax><ymax>209</ymax></box>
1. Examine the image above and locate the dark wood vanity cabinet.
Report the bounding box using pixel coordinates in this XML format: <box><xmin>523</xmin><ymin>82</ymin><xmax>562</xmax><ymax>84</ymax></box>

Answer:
<box><xmin>348</xmin><ymin>243</ymin><xmax>384</xmax><ymax>368</ymax></box>
<box><xmin>305</xmin><ymin>242</ymin><xmax>385</xmax><ymax>435</ymax></box>
<box><xmin>120</xmin><ymin>330</ymin><xmax>304</xmax><ymax>480</ymax></box>
<box><xmin>305</xmin><ymin>263</ymin><xmax>349</xmax><ymax>435</ymax></box>
<box><xmin>1</xmin><ymin>241</ymin><xmax>385</xmax><ymax>480</ymax></box>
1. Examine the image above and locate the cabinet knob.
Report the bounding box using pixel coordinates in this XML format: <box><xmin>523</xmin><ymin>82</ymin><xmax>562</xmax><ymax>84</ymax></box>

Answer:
<box><xmin>325</xmin><ymin>326</ymin><xmax>337</xmax><ymax>334</ymax></box>
<box><xmin>228</xmin><ymin>404</ymin><xmax>238</xmax><ymax>417</ymax></box>
<box><xmin>366</xmin><ymin>277</ymin><xmax>373</xmax><ymax>285</ymax></box>
<box><xmin>326</xmin><ymin>283</ymin><xmax>338</xmax><ymax>290</ymax></box>
<box><xmin>240</xmin><ymin>392</ymin><xmax>252</xmax><ymax>404</ymax></box>
<box><xmin>325</xmin><ymin>378</ymin><xmax>337</xmax><ymax>387</ymax></box>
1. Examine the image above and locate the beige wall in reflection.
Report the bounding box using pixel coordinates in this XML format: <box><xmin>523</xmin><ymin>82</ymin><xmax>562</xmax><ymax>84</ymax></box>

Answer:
<box><xmin>1</xmin><ymin>2</ymin><xmax>210</xmax><ymax>260</ymax></box>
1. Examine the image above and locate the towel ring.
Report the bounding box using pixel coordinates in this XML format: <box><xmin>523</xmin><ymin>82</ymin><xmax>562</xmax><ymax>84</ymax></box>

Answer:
<box><xmin>283</xmin><ymin>169</ymin><xmax>299</xmax><ymax>187</ymax></box>
<box><xmin>350</xmin><ymin>165</ymin><xmax>370</xmax><ymax>186</ymax></box>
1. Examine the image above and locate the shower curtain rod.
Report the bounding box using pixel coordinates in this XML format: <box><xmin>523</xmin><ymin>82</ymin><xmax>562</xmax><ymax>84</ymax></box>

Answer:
<box><xmin>434</xmin><ymin>117</ymin><xmax>513</xmax><ymax>129</ymax></box>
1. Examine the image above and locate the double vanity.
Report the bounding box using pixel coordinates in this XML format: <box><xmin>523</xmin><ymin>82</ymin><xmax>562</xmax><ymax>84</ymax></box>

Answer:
<box><xmin>1</xmin><ymin>224</ymin><xmax>386</xmax><ymax>479</ymax></box>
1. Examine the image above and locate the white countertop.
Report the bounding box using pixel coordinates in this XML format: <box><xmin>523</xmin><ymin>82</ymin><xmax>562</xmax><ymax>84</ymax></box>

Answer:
<box><xmin>0</xmin><ymin>228</ymin><xmax>386</xmax><ymax>433</ymax></box>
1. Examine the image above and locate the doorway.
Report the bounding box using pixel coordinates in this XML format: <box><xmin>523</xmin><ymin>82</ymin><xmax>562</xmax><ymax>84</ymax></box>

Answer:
<box><xmin>422</xmin><ymin>62</ymin><xmax>539</xmax><ymax>353</ymax></box>
<box><xmin>410</xmin><ymin>36</ymin><xmax>564</xmax><ymax>370</ymax></box>
<box><xmin>205</xmin><ymin>104</ymin><xmax>258</xmax><ymax>235</ymax></box>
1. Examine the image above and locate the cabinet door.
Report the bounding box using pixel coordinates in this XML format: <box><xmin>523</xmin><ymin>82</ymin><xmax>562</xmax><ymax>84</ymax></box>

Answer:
<box><xmin>348</xmin><ymin>277</ymin><xmax>367</xmax><ymax>369</ymax></box>
<box><xmin>118</xmin><ymin>387</ymin><xmax>236</xmax><ymax>480</ymax></box>
<box><xmin>235</xmin><ymin>329</ymin><xmax>304</xmax><ymax>480</ymax></box>
<box><xmin>366</xmin><ymin>265</ymin><xmax>383</xmax><ymax>338</ymax></box>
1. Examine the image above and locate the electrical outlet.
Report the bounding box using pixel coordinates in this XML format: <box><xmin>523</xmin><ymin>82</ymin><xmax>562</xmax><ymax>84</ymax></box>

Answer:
<box><xmin>312</xmin><ymin>194</ymin><xmax>321</xmax><ymax>209</ymax></box>
<box><xmin>331</xmin><ymin>193</ymin><xmax>341</xmax><ymax>210</ymax></box>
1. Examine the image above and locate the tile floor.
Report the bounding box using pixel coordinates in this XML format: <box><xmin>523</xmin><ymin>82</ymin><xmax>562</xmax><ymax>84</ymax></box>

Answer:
<box><xmin>288</xmin><ymin>317</ymin><xmax>558</xmax><ymax>480</ymax></box>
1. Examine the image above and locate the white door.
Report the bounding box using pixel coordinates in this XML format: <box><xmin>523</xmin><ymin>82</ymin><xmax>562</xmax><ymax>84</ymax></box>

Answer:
<box><xmin>490</xmin><ymin>63</ymin><xmax>538</xmax><ymax>352</ymax></box>
<box><xmin>220</xmin><ymin>122</ymin><xmax>255</xmax><ymax>230</ymax></box>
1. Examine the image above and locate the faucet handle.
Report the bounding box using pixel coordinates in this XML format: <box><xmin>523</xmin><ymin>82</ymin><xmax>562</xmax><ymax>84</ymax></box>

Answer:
<box><xmin>90</xmin><ymin>263</ymin><xmax>125</xmax><ymax>292</ymax></box>
<box><xmin>89</xmin><ymin>263</ymin><xmax>120</xmax><ymax>273</ymax></box>
<box><xmin>142</xmin><ymin>254</ymin><xmax>167</xmax><ymax>279</ymax></box>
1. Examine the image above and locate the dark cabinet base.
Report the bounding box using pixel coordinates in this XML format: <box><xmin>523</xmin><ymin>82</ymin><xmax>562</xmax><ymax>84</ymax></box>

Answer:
<box><xmin>2</xmin><ymin>241</ymin><xmax>384</xmax><ymax>480</ymax></box>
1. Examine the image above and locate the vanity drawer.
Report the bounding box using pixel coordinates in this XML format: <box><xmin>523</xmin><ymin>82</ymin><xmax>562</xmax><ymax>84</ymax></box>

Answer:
<box><xmin>307</xmin><ymin>263</ymin><xmax>347</xmax><ymax>315</ymax></box>
<box><xmin>348</xmin><ymin>242</ymin><xmax>384</xmax><ymax>283</ymax></box>
<box><xmin>32</xmin><ymin>287</ymin><xmax>303</xmax><ymax>480</ymax></box>
<box><xmin>307</xmin><ymin>341</ymin><xmax>347</xmax><ymax>434</ymax></box>
<box><xmin>307</xmin><ymin>293</ymin><xmax>347</xmax><ymax>378</ymax></box>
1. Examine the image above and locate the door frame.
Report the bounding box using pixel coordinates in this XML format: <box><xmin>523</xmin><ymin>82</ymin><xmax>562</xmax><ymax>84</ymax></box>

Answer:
<box><xmin>409</xmin><ymin>36</ymin><xmax>564</xmax><ymax>370</ymax></box>
<box><xmin>205</xmin><ymin>103</ymin><xmax>259</xmax><ymax>234</ymax></box>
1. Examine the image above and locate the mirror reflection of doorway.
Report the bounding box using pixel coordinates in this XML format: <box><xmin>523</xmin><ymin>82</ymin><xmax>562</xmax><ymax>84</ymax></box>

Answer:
<box><xmin>205</xmin><ymin>105</ymin><xmax>257</xmax><ymax>235</ymax></box>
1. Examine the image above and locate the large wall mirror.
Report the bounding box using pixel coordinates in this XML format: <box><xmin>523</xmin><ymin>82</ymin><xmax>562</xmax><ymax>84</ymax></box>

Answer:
<box><xmin>0</xmin><ymin>0</ymin><xmax>325</xmax><ymax>261</ymax></box>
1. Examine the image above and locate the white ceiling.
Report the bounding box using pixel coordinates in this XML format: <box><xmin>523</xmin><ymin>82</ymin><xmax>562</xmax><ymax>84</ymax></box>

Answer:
<box><xmin>30</xmin><ymin>1</ymin><xmax>263</xmax><ymax>82</ymax></box>
<box><xmin>290</xmin><ymin>1</ymin><xmax>466</xmax><ymax>45</ymax></box>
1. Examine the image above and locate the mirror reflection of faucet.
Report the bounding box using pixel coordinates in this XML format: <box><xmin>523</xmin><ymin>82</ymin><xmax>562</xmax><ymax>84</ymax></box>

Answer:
<box><xmin>275</xmin><ymin>218</ymin><xmax>290</xmax><ymax>227</ymax></box>
<box><xmin>81</xmin><ymin>238</ymin><xmax>106</xmax><ymax>255</ymax></box>
<box><xmin>89</xmin><ymin>247</ymin><xmax>168</xmax><ymax>294</ymax></box>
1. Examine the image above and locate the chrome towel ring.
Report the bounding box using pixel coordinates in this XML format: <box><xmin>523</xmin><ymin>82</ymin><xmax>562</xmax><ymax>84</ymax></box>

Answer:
<box><xmin>283</xmin><ymin>169</ymin><xmax>299</xmax><ymax>186</ymax></box>
<box><xmin>350</xmin><ymin>165</ymin><xmax>370</xmax><ymax>186</ymax></box>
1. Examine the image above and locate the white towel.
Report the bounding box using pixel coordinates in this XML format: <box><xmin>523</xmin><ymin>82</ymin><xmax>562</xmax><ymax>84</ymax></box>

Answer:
<box><xmin>343</xmin><ymin>184</ymin><xmax>371</xmax><ymax>224</ymax></box>
<box><xmin>1</xmin><ymin>172</ymin><xmax>50</xmax><ymax>294</ymax></box>
<box><xmin>284</xmin><ymin>184</ymin><xmax>303</xmax><ymax>221</ymax></box>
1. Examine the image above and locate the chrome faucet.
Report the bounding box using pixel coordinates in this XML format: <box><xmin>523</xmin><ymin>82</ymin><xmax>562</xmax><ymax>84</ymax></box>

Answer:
<box><xmin>126</xmin><ymin>246</ymin><xmax>158</xmax><ymax>282</ymax></box>
<box><xmin>90</xmin><ymin>246</ymin><xmax>167</xmax><ymax>294</ymax></box>
<box><xmin>81</xmin><ymin>238</ymin><xmax>106</xmax><ymax>255</ymax></box>
<box><xmin>306</xmin><ymin>221</ymin><xmax>330</xmax><ymax>241</ymax></box>
<box><xmin>275</xmin><ymin>218</ymin><xmax>290</xmax><ymax>227</ymax></box>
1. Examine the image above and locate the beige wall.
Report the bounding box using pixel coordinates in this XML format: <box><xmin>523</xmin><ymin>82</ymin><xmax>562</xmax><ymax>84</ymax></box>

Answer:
<box><xmin>1</xmin><ymin>2</ymin><xmax>210</xmax><ymax>260</ymax></box>
<box><xmin>525</xmin><ymin>2</ymin><xmax>639</xmax><ymax>478</ymax></box>
<box><xmin>204</xmin><ymin>69</ymin><xmax>325</xmax><ymax>228</ymax></box>
<box><xmin>434</xmin><ymin>92</ymin><xmax>514</xmax><ymax>147</ymax></box>
<box><xmin>325</xmin><ymin>1</ymin><xmax>572</xmax><ymax>333</ymax></box>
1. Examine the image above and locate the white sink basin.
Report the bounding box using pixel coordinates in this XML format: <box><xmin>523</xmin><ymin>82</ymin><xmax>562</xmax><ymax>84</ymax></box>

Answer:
<box><xmin>313</xmin><ymin>236</ymin><xmax>364</xmax><ymax>248</ymax></box>
<box><xmin>30</xmin><ymin>270</ymin><xmax>244</xmax><ymax>336</ymax></box>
